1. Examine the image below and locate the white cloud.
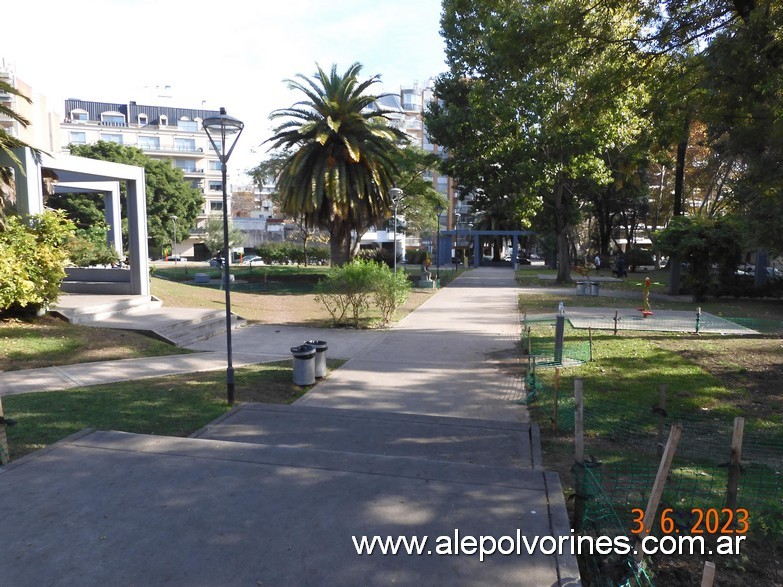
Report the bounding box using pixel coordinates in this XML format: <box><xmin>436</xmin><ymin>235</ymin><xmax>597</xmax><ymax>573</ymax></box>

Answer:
<box><xmin>3</xmin><ymin>0</ymin><xmax>446</xmax><ymax>179</ymax></box>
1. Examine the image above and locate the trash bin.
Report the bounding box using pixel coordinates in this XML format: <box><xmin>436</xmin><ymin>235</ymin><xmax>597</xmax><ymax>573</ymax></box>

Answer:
<box><xmin>290</xmin><ymin>344</ymin><xmax>316</xmax><ymax>386</ymax></box>
<box><xmin>576</xmin><ymin>281</ymin><xmax>587</xmax><ymax>296</ymax></box>
<box><xmin>590</xmin><ymin>281</ymin><xmax>601</xmax><ymax>296</ymax></box>
<box><xmin>304</xmin><ymin>340</ymin><xmax>328</xmax><ymax>378</ymax></box>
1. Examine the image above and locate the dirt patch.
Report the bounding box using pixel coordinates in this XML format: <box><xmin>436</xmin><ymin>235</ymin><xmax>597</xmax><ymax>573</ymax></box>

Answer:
<box><xmin>656</xmin><ymin>335</ymin><xmax>783</xmax><ymax>421</ymax></box>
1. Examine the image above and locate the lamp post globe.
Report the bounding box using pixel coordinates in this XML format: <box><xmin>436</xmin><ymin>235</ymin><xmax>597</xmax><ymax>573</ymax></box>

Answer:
<box><xmin>202</xmin><ymin>107</ymin><xmax>244</xmax><ymax>405</ymax></box>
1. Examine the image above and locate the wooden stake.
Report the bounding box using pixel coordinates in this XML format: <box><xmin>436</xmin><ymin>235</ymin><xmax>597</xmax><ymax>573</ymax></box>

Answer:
<box><xmin>588</xmin><ymin>327</ymin><xmax>593</xmax><ymax>362</ymax></box>
<box><xmin>656</xmin><ymin>384</ymin><xmax>667</xmax><ymax>457</ymax></box>
<box><xmin>701</xmin><ymin>561</ymin><xmax>716</xmax><ymax>587</ymax></box>
<box><xmin>573</xmin><ymin>378</ymin><xmax>586</xmax><ymax>530</ymax></box>
<box><xmin>574</xmin><ymin>378</ymin><xmax>584</xmax><ymax>464</ymax></box>
<box><xmin>613</xmin><ymin>310</ymin><xmax>619</xmax><ymax>336</ymax></box>
<box><xmin>0</xmin><ymin>396</ymin><xmax>9</xmax><ymax>466</ymax></box>
<box><xmin>551</xmin><ymin>367</ymin><xmax>560</xmax><ymax>431</ymax></box>
<box><xmin>726</xmin><ymin>417</ymin><xmax>745</xmax><ymax>511</ymax></box>
<box><xmin>634</xmin><ymin>423</ymin><xmax>683</xmax><ymax>563</ymax></box>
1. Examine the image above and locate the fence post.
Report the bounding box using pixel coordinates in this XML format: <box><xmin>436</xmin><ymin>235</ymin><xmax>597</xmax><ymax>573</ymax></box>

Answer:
<box><xmin>0</xmin><ymin>396</ymin><xmax>9</xmax><ymax>466</ymax></box>
<box><xmin>696</xmin><ymin>307</ymin><xmax>702</xmax><ymax>335</ymax></box>
<box><xmin>701</xmin><ymin>561</ymin><xmax>716</xmax><ymax>587</ymax></box>
<box><xmin>656</xmin><ymin>384</ymin><xmax>667</xmax><ymax>457</ymax></box>
<box><xmin>554</xmin><ymin>314</ymin><xmax>565</xmax><ymax>365</ymax></box>
<box><xmin>551</xmin><ymin>367</ymin><xmax>560</xmax><ymax>431</ymax></box>
<box><xmin>726</xmin><ymin>417</ymin><xmax>745</xmax><ymax>512</ymax></box>
<box><xmin>573</xmin><ymin>378</ymin><xmax>586</xmax><ymax>530</ymax></box>
<box><xmin>613</xmin><ymin>310</ymin><xmax>619</xmax><ymax>336</ymax></box>
<box><xmin>634</xmin><ymin>423</ymin><xmax>683</xmax><ymax>564</ymax></box>
<box><xmin>588</xmin><ymin>327</ymin><xmax>593</xmax><ymax>362</ymax></box>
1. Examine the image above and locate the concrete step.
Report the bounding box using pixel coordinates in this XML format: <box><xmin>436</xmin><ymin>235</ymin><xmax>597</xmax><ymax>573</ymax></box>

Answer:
<box><xmin>51</xmin><ymin>294</ymin><xmax>245</xmax><ymax>347</ymax></box>
<box><xmin>192</xmin><ymin>403</ymin><xmax>542</xmax><ymax>470</ymax></box>
<box><xmin>52</xmin><ymin>294</ymin><xmax>163</xmax><ymax>323</ymax></box>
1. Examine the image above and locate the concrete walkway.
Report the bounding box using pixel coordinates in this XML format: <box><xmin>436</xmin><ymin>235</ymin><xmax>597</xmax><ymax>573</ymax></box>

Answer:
<box><xmin>298</xmin><ymin>267</ymin><xmax>528</xmax><ymax>421</ymax></box>
<box><xmin>0</xmin><ymin>267</ymin><xmax>580</xmax><ymax>586</ymax></box>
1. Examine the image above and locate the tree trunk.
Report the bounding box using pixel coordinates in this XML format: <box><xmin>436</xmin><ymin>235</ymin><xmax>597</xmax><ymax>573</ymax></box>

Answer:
<box><xmin>329</xmin><ymin>223</ymin><xmax>352</xmax><ymax>267</ymax></box>
<box><xmin>554</xmin><ymin>177</ymin><xmax>571</xmax><ymax>283</ymax></box>
<box><xmin>669</xmin><ymin>120</ymin><xmax>689</xmax><ymax>295</ymax></box>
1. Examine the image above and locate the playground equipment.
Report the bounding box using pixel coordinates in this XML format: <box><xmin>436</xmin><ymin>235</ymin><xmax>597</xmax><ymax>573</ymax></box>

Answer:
<box><xmin>637</xmin><ymin>277</ymin><xmax>654</xmax><ymax>318</ymax></box>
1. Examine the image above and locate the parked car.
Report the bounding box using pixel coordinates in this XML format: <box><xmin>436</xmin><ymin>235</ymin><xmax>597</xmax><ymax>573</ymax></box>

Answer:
<box><xmin>208</xmin><ymin>256</ymin><xmax>225</xmax><ymax>268</ymax></box>
<box><xmin>240</xmin><ymin>255</ymin><xmax>263</xmax><ymax>266</ymax></box>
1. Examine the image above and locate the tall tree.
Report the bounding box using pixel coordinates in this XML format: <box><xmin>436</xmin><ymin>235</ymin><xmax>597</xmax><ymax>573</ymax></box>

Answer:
<box><xmin>0</xmin><ymin>80</ymin><xmax>39</xmax><ymax>227</ymax></box>
<box><xmin>61</xmin><ymin>141</ymin><xmax>203</xmax><ymax>253</ymax></box>
<box><xmin>266</xmin><ymin>63</ymin><xmax>407</xmax><ymax>266</ymax></box>
<box><xmin>429</xmin><ymin>0</ymin><xmax>651</xmax><ymax>282</ymax></box>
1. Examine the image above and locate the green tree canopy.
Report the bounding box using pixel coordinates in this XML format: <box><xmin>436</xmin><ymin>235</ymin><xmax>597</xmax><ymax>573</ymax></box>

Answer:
<box><xmin>428</xmin><ymin>0</ymin><xmax>652</xmax><ymax>282</ymax></box>
<box><xmin>266</xmin><ymin>63</ymin><xmax>407</xmax><ymax>266</ymax></box>
<box><xmin>59</xmin><ymin>141</ymin><xmax>203</xmax><ymax>254</ymax></box>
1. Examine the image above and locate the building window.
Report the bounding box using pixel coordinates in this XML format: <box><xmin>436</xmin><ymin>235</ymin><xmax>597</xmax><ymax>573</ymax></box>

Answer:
<box><xmin>210</xmin><ymin>200</ymin><xmax>223</xmax><ymax>211</ymax></box>
<box><xmin>101</xmin><ymin>112</ymin><xmax>126</xmax><ymax>126</ymax></box>
<box><xmin>209</xmin><ymin>181</ymin><xmax>223</xmax><ymax>192</ymax></box>
<box><xmin>177</xmin><ymin>119</ymin><xmax>199</xmax><ymax>132</ymax></box>
<box><xmin>138</xmin><ymin>113</ymin><xmax>148</xmax><ymax>126</ymax></box>
<box><xmin>69</xmin><ymin>131</ymin><xmax>87</xmax><ymax>145</ymax></box>
<box><xmin>160</xmin><ymin>115</ymin><xmax>168</xmax><ymax>126</ymax></box>
<box><xmin>175</xmin><ymin>137</ymin><xmax>196</xmax><ymax>152</ymax></box>
<box><xmin>138</xmin><ymin>135</ymin><xmax>160</xmax><ymax>150</ymax></box>
<box><xmin>173</xmin><ymin>158</ymin><xmax>196</xmax><ymax>172</ymax></box>
<box><xmin>100</xmin><ymin>133</ymin><xmax>123</xmax><ymax>144</ymax></box>
<box><xmin>209</xmin><ymin>160</ymin><xmax>222</xmax><ymax>171</ymax></box>
<box><xmin>71</xmin><ymin>109</ymin><xmax>89</xmax><ymax>122</ymax></box>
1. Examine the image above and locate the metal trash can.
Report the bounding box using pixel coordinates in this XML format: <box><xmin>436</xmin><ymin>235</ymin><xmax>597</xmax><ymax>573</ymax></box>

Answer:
<box><xmin>576</xmin><ymin>281</ymin><xmax>587</xmax><ymax>296</ymax></box>
<box><xmin>290</xmin><ymin>344</ymin><xmax>316</xmax><ymax>386</ymax></box>
<box><xmin>304</xmin><ymin>340</ymin><xmax>328</xmax><ymax>378</ymax></box>
<box><xmin>590</xmin><ymin>281</ymin><xmax>601</xmax><ymax>296</ymax></box>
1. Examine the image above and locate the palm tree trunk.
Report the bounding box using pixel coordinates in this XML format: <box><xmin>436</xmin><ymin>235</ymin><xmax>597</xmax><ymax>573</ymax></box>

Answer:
<box><xmin>329</xmin><ymin>223</ymin><xmax>352</xmax><ymax>267</ymax></box>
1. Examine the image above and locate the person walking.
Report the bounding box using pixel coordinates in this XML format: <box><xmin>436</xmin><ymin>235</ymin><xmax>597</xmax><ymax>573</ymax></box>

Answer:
<box><xmin>594</xmin><ymin>254</ymin><xmax>601</xmax><ymax>272</ymax></box>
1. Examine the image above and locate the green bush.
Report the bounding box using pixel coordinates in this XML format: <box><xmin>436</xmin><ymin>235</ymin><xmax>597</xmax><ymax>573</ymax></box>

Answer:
<box><xmin>66</xmin><ymin>224</ymin><xmax>120</xmax><ymax>267</ymax></box>
<box><xmin>623</xmin><ymin>248</ymin><xmax>654</xmax><ymax>270</ymax></box>
<box><xmin>0</xmin><ymin>210</ymin><xmax>75</xmax><ymax>313</ymax></box>
<box><xmin>314</xmin><ymin>259</ymin><xmax>411</xmax><ymax>328</ymax></box>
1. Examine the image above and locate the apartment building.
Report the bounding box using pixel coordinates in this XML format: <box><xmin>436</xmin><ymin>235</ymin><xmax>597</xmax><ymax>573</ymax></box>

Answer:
<box><xmin>60</xmin><ymin>98</ymin><xmax>230</xmax><ymax>260</ymax></box>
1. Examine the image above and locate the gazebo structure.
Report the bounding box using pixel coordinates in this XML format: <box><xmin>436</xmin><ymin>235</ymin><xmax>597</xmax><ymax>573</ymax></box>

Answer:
<box><xmin>438</xmin><ymin>229</ymin><xmax>536</xmax><ymax>269</ymax></box>
<box><xmin>2</xmin><ymin>147</ymin><xmax>150</xmax><ymax>296</ymax></box>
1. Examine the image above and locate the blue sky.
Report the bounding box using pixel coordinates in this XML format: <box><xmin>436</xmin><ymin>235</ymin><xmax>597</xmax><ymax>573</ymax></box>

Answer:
<box><xmin>3</xmin><ymin>0</ymin><xmax>447</xmax><ymax>179</ymax></box>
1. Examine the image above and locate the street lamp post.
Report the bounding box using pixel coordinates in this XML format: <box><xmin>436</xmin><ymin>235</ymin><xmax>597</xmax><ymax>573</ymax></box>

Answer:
<box><xmin>454</xmin><ymin>212</ymin><xmax>461</xmax><ymax>270</ymax></box>
<box><xmin>170</xmin><ymin>215</ymin><xmax>178</xmax><ymax>266</ymax></box>
<box><xmin>202</xmin><ymin>107</ymin><xmax>244</xmax><ymax>406</ymax></box>
<box><xmin>435</xmin><ymin>204</ymin><xmax>444</xmax><ymax>281</ymax></box>
<box><xmin>389</xmin><ymin>187</ymin><xmax>403</xmax><ymax>274</ymax></box>
<box><xmin>467</xmin><ymin>222</ymin><xmax>473</xmax><ymax>267</ymax></box>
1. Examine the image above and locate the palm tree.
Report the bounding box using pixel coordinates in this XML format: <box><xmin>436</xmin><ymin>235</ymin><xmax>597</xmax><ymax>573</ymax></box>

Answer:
<box><xmin>267</xmin><ymin>63</ymin><xmax>407</xmax><ymax>266</ymax></box>
<box><xmin>0</xmin><ymin>80</ymin><xmax>40</xmax><ymax>227</ymax></box>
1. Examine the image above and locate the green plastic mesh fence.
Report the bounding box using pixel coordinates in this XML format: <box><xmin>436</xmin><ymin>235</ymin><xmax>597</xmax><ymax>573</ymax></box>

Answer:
<box><xmin>525</xmin><ymin>377</ymin><xmax>782</xmax><ymax>586</ymax></box>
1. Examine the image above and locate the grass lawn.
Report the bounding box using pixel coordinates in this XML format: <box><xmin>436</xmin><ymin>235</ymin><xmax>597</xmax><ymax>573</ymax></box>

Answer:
<box><xmin>517</xmin><ymin>279</ymin><xmax>783</xmax><ymax>585</ymax></box>
<box><xmin>3</xmin><ymin>359</ymin><xmax>342</xmax><ymax>461</ymax></box>
<box><xmin>0</xmin><ymin>315</ymin><xmax>190</xmax><ymax>372</ymax></box>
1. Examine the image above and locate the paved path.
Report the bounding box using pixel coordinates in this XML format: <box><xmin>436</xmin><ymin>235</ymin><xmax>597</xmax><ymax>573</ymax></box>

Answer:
<box><xmin>298</xmin><ymin>267</ymin><xmax>528</xmax><ymax>421</ymax></box>
<box><xmin>0</xmin><ymin>267</ymin><xmax>581</xmax><ymax>586</ymax></box>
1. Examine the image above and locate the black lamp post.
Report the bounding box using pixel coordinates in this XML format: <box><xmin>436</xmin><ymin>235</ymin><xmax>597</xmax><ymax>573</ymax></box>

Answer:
<box><xmin>202</xmin><ymin>107</ymin><xmax>244</xmax><ymax>405</ymax></box>
<box><xmin>389</xmin><ymin>187</ymin><xmax>403</xmax><ymax>274</ymax></box>
<box><xmin>435</xmin><ymin>204</ymin><xmax>444</xmax><ymax>281</ymax></box>
<box><xmin>170</xmin><ymin>215</ymin><xmax>178</xmax><ymax>266</ymax></box>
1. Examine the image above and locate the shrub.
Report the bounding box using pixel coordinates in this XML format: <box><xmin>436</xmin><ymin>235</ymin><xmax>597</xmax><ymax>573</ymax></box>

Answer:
<box><xmin>314</xmin><ymin>259</ymin><xmax>411</xmax><ymax>328</ymax></box>
<box><xmin>373</xmin><ymin>265</ymin><xmax>411</xmax><ymax>325</ymax></box>
<box><xmin>66</xmin><ymin>224</ymin><xmax>120</xmax><ymax>267</ymax></box>
<box><xmin>0</xmin><ymin>210</ymin><xmax>74</xmax><ymax>313</ymax></box>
